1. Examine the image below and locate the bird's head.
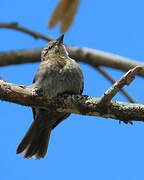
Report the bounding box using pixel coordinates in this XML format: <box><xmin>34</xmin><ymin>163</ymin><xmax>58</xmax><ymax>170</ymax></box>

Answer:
<box><xmin>41</xmin><ymin>34</ymin><xmax>68</xmax><ymax>61</ymax></box>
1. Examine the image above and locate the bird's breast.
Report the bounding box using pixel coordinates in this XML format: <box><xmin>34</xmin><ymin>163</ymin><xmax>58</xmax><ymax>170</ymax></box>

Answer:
<box><xmin>35</xmin><ymin>59</ymin><xmax>83</xmax><ymax>98</ymax></box>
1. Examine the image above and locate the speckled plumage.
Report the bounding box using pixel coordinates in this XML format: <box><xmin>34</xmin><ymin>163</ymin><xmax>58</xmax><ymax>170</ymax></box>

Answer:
<box><xmin>16</xmin><ymin>35</ymin><xmax>84</xmax><ymax>159</ymax></box>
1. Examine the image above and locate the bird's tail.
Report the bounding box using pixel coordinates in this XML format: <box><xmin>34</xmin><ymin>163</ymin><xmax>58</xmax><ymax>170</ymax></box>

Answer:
<box><xmin>16</xmin><ymin>121</ymin><xmax>51</xmax><ymax>159</ymax></box>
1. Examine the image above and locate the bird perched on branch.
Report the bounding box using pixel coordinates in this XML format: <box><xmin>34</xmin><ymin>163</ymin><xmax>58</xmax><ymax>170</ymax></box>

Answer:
<box><xmin>16</xmin><ymin>34</ymin><xmax>84</xmax><ymax>159</ymax></box>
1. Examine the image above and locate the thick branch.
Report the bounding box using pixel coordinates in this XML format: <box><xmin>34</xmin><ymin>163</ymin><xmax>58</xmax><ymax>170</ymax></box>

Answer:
<box><xmin>68</xmin><ymin>47</ymin><xmax>144</xmax><ymax>77</ymax></box>
<box><xmin>1</xmin><ymin>48</ymin><xmax>144</xmax><ymax>77</ymax></box>
<box><xmin>0</xmin><ymin>48</ymin><xmax>41</xmax><ymax>66</ymax></box>
<box><xmin>0</xmin><ymin>79</ymin><xmax>144</xmax><ymax>122</ymax></box>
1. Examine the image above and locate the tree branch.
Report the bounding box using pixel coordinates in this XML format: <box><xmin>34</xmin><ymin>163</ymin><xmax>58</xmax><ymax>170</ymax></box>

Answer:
<box><xmin>1</xmin><ymin>47</ymin><xmax>144</xmax><ymax>77</ymax></box>
<box><xmin>0</xmin><ymin>22</ymin><xmax>53</xmax><ymax>41</ymax></box>
<box><xmin>0</xmin><ymin>48</ymin><xmax>41</xmax><ymax>66</ymax></box>
<box><xmin>0</xmin><ymin>78</ymin><xmax>144</xmax><ymax>123</ymax></box>
<box><xmin>0</xmin><ymin>22</ymin><xmax>144</xmax><ymax>77</ymax></box>
<box><xmin>99</xmin><ymin>66</ymin><xmax>142</xmax><ymax>105</ymax></box>
<box><xmin>68</xmin><ymin>46</ymin><xmax>144</xmax><ymax>77</ymax></box>
<box><xmin>0</xmin><ymin>22</ymin><xmax>141</xmax><ymax>107</ymax></box>
<box><xmin>95</xmin><ymin>66</ymin><xmax>136</xmax><ymax>103</ymax></box>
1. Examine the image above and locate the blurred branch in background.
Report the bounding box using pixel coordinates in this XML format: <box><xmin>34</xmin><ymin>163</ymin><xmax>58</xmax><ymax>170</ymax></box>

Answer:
<box><xmin>1</xmin><ymin>47</ymin><xmax>144</xmax><ymax>77</ymax></box>
<box><xmin>1</xmin><ymin>23</ymin><xmax>143</xmax><ymax>76</ymax></box>
<box><xmin>0</xmin><ymin>22</ymin><xmax>53</xmax><ymax>41</ymax></box>
<box><xmin>0</xmin><ymin>22</ymin><xmax>143</xmax><ymax>74</ymax></box>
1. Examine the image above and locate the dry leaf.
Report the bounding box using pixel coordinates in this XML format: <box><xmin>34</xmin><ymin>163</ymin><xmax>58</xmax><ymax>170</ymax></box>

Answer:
<box><xmin>48</xmin><ymin>0</ymin><xmax>80</xmax><ymax>33</ymax></box>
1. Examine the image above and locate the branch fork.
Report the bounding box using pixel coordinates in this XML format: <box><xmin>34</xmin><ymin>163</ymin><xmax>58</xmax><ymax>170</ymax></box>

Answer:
<box><xmin>99</xmin><ymin>66</ymin><xmax>142</xmax><ymax>105</ymax></box>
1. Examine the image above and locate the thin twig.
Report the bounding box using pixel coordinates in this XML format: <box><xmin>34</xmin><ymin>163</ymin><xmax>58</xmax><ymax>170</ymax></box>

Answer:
<box><xmin>0</xmin><ymin>22</ymin><xmax>53</xmax><ymax>41</ymax></box>
<box><xmin>96</xmin><ymin>66</ymin><xmax>136</xmax><ymax>103</ymax></box>
<box><xmin>99</xmin><ymin>66</ymin><xmax>142</xmax><ymax>105</ymax></box>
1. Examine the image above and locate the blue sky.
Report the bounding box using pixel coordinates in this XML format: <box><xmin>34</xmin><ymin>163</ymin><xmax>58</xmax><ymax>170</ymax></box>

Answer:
<box><xmin>1</xmin><ymin>0</ymin><xmax>144</xmax><ymax>179</ymax></box>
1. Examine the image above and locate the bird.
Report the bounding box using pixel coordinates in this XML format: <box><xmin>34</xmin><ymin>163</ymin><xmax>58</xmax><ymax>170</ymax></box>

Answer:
<box><xmin>16</xmin><ymin>34</ymin><xmax>84</xmax><ymax>159</ymax></box>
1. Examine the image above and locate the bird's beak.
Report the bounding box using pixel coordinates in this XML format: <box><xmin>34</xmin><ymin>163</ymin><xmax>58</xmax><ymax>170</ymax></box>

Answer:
<box><xmin>56</xmin><ymin>34</ymin><xmax>64</xmax><ymax>45</ymax></box>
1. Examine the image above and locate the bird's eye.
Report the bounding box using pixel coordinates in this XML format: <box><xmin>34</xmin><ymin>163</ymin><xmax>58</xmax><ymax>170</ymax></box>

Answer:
<box><xmin>48</xmin><ymin>45</ymin><xmax>53</xmax><ymax>50</ymax></box>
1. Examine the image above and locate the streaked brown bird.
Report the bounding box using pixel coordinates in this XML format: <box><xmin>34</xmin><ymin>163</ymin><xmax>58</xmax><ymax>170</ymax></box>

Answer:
<box><xmin>16</xmin><ymin>35</ymin><xmax>84</xmax><ymax>159</ymax></box>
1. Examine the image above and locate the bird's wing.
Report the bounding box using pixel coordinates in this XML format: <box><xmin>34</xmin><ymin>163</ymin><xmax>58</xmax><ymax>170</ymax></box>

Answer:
<box><xmin>52</xmin><ymin>76</ymin><xmax>84</xmax><ymax>130</ymax></box>
<box><xmin>32</xmin><ymin>59</ymin><xmax>84</xmax><ymax>129</ymax></box>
